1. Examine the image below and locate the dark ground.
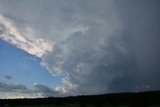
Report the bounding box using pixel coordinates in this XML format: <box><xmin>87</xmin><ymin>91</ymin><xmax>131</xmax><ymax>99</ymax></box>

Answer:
<box><xmin>0</xmin><ymin>91</ymin><xmax>160</xmax><ymax>107</ymax></box>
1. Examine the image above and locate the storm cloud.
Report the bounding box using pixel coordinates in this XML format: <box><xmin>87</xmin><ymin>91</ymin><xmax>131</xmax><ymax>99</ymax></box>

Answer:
<box><xmin>0</xmin><ymin>0</ymin><xmax>160</xmax><ymax>97</ymax></box>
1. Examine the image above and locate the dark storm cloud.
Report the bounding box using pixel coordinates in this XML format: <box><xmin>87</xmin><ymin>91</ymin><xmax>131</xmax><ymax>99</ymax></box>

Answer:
<box><xmin>47</xmin><ymin>28</ymin><xmax>136</xmax><ymax>94</ymax></box>
<box><xmin>45</xmin><ymin>0</ymin><xmax>160</xmax><ymax>94</ymax></box>
<box><xmin>0</xmin><ymin>0</ymin><xmax>160</xmax><ymax>96</ymax></box>
<box><xmin>107</xmin><ymin>0</ymin><xmax>160</xmax><ymax>92</ymax></box>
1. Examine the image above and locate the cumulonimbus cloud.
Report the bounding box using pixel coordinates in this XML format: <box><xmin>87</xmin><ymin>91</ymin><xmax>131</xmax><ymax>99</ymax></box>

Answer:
<box><xmin>0</xmin><ymin>0</ymin><xmax>160</xmax><ymax>97</ymax></box>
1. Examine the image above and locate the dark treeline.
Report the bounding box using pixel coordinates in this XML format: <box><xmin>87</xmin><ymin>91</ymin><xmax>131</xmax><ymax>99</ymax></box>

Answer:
<box><xmin>0</xmin><ymin>91</ymin><xmax>160</xmax><ymax>106</ymax></box>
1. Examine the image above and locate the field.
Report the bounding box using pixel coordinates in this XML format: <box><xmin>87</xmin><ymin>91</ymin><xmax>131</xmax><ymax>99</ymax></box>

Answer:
<box><xmin>0</xmin><ymin>91</ymin><xmax>160</xmax><ymax>107</ymax></box>
<box><xmin>1</xmin><ymin>105</ymin><xmax>160</xmax><ymax>107</ymax></box>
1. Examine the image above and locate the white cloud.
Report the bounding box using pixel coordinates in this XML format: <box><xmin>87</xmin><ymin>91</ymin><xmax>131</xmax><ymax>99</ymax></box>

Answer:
<box><xmin>55</xmin><ymin>78</ymin><xmax>78</xmax><ymax>94</ymax></box>
<box><xmin>0</xmin><ymin>15</ymin><xmax>52</xmax><ymax>58</ymax></box>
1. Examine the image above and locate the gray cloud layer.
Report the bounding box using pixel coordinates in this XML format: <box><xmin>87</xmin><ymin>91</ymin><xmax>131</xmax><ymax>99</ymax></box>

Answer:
<box><xmin>0</xmin><ymin>81</ymin><xmax>59</xmax><ymax>98</ymax></box>
<box><xmin>0</xmin><ymin>81</ymin><xmax>31</xmax><ymax>94</ymax></box>
<box><xmin>4</xmin><ymin>75</ymin><xmax>12</xmax><ymax>80</ymax></box>
<box><xmin>0</xmin><ymin>0</ymin><xmax>160</xmax><ymax>97</ymax></box>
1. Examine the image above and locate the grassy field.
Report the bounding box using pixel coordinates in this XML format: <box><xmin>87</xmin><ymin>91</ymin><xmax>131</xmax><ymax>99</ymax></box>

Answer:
<box><xmin>1</xmin><ymin>91</ymin><xmax>160</xmax><ymax>107</ymax></box>
<box><xmin>0</xmin><ymin>105</ymin><xmax>138</xmax><ymax>107</ymax></box>
<box><xmin>1</xmin><ymin>104</ymin><xmax>160</xmax><ymax>107</ymax></box>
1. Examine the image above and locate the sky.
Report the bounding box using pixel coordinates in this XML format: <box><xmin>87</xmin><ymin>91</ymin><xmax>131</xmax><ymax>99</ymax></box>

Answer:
<box><xmin>0</xmin><ymin>0</ymin><xmax>160</xmax><ymax>98</ymax></box>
